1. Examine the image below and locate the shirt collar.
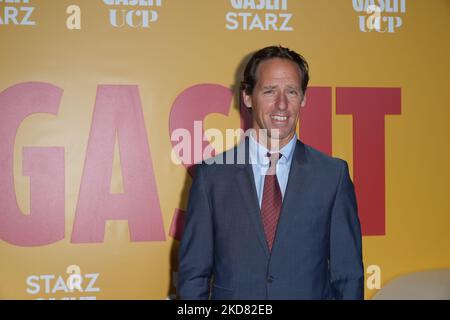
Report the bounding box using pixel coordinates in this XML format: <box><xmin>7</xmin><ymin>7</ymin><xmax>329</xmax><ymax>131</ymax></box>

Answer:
<box><xmin>249</xmin><ymin>132</ymin><xmax>297</xmax><ymax>166</ymax></box>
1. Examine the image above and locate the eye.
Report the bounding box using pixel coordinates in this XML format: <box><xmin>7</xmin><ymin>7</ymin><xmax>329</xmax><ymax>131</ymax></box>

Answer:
<box><xmin>288</xmin><ymin>90</ymin><xmax>298</xmax><ymax>95</ymax></box>
<box><xmin>264</xmin><ymin>89</ymin><xmax>274</xmax><ymax>95</ymax></box>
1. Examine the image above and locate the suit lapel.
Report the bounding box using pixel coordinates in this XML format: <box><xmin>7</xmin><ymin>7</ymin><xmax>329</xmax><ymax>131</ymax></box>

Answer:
<box><xmin>235</xmin><ymin>138</ymin><xmax>271</xmax><ymax>258</ymax></box>
<box><xmin>233</xmin><ymin>139</ymin><xmax>313</xmax><ymax>258</ymax></box>
<box><xmin>271</xmin><ymin>140</ymin><xmax>313</xmax><ymax>254</ymax></box>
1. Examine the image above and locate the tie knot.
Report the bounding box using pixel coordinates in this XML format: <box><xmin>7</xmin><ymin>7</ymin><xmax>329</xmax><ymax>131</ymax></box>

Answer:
<box><xmin>266</xmin><ymin>152</ymin><xmax>281</xmax><ymax>175</ymax></box>
<box><xmin>267</xmin><ymin>152</ymin><xmax>281</xmax><ymax>162</ymax></box>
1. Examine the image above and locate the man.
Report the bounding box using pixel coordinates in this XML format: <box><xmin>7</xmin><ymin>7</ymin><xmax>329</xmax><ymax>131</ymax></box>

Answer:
<box><xmin>178</xmin><ymin>46</ymin><xmax>364</xmax><ymax>300</ymax></box>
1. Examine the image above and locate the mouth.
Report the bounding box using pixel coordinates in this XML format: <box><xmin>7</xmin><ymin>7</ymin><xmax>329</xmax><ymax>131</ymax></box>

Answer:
<box><xmin>270</xmin><ymin>114</ymin><xmax>289</xmax><ymax>125</ymax></box>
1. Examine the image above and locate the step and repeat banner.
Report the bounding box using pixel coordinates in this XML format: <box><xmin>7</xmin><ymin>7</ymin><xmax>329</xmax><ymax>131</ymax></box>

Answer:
<box><xmin>1</xmin><ymin>0</ymin><xmax>449</xmax><ymax>300</ymax></box>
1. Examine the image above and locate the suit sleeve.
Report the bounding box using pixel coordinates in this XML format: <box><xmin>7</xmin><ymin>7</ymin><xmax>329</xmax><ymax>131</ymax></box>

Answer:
<box><xmin>329</xmin><ymin>160</ymin><xmax>364</xmax><ymax>300</ymax></box>
<box><xmin>178</xmin><ymin>164</ymin><xmax>214</xmax><ymax>300</ymax></box>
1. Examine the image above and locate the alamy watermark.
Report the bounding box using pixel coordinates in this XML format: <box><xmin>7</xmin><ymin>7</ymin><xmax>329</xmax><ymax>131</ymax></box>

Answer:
<box><xmin>170</xmin><ymin>121</ymin><xmax>282</xmax><ymax>170</ymax></box>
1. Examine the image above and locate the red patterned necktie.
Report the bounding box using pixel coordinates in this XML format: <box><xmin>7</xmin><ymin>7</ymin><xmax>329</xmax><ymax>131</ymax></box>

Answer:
<box><xmin>260</xmin><ymin>152</ymin><xmax>282</xmax><ymax>252</ymax></box>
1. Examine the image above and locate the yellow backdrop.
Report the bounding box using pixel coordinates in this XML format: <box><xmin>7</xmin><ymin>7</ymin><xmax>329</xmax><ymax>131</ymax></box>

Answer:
<box><xmin>1</xmin><ymin>0</ymin><xmax>449</xmax><ymax>300</ymax></box>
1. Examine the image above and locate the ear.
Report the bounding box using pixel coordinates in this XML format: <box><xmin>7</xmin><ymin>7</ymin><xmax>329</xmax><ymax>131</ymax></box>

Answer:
<box><xmin>300</xmin><ymin>93</ymin><xmax>307</xmax><ymax>108</ymax></box>
<box><xmin>242</xmin><ymin>90</ymin><xmax>252</xmax><ymax>109</ymax></box>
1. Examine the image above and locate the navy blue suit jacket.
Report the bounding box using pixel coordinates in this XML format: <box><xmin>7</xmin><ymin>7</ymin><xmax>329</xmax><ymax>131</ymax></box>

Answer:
<box><xmin>178</xmin><ymin>138</ymin><xmax>364</xmax><ymax>300</ymax></box>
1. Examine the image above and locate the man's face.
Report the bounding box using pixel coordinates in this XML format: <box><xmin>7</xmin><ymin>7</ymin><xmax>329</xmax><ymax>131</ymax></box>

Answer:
<box><xmin>243</xmin><ymin>58</ymin><xmax>306</xmax><ymax>149</ymax></box>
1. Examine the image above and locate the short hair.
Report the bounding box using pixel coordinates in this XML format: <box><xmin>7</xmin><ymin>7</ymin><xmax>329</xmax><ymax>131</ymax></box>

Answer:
<box><xmin>240</xmin><ymin>45</ymin><xmax>310</xmax><ymax>96</ymax></box>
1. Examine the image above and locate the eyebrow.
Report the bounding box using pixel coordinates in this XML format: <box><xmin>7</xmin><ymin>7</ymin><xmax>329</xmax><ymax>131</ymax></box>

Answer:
<box><xmin>261</xmin><ymin>85</ymin><xmax>300</xmax><ymax>90</ymax></box>
<box><xmin>262</xmin><ymin>85</ymin><xmax>277</xmax><ymax>90</ymax></box>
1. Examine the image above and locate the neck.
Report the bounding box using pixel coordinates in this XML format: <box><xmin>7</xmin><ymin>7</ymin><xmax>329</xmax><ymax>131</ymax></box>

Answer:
<box><xmin>251</xmin><ymin>130</ymin><xmax>295</xmax><ymax>151</ymax></box>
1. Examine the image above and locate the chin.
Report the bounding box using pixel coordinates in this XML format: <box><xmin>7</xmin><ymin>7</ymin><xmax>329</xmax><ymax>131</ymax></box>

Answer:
<box><xmin>270</xmin><ymin>129</ymin><xmax>292</xmax><ymax>139</ymax></box>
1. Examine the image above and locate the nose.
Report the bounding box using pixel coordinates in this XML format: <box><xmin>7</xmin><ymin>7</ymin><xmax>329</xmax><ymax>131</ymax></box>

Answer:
<box><xmin>276</xmin><ymin>93</ymin><xmax>288</xmax><ymax>111</ymax></box>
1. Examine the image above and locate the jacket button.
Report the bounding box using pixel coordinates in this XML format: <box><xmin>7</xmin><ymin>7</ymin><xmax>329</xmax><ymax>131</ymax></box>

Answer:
<box><xmin>267</xmin><ymin>276</ymin><xmax>274</xmax><ymax>283</ymax></box>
